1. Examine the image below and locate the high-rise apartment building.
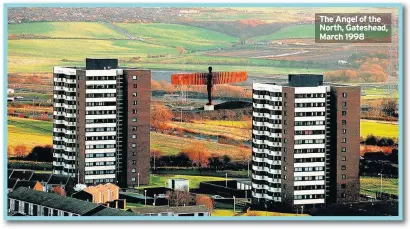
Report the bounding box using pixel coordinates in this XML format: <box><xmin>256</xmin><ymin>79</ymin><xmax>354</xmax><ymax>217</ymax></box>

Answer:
<box><xmin>52</xmin><ymin>58</ymin><xmax>150</xmax><ymax>188</ymax></box>
<box><xmin>251</xmin><ymin>74</ymin><xmax>360</xmax><ymax>211</ymax></box>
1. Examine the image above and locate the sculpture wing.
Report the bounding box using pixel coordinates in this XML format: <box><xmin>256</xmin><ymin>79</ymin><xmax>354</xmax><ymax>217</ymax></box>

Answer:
<box><xmin>171</xmin><ymin>72</ymin><xmax>248</xmax><ymax>85</ymax></box>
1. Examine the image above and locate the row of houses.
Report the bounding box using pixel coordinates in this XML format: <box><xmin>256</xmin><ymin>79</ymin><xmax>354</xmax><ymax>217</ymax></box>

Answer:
<box><xmin>7</xmin><ymin>169</ymin><xmax>74</xmax><ymax>194</ymax></box>
<box><xmin>7</xmin><ymin>187</ymin><xmax>210</xmax><ymax>217</ymax></box>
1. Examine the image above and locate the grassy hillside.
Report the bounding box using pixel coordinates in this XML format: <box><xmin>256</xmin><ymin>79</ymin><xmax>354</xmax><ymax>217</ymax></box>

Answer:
<box><xmin>8</xmin><ymin>22</ymin><xmax>127</xmax><ymax>39</ymax></box>
<box><xmin>116</xmin><ymin>23</ymin><xmax>238</xmax><ymax>50</ymax></box>
<box><xmin>360</xmin><ymin>176</ymin><xmax>398</xmax><ymax>196</ymax></box>
<box><xmin>8</xmin><ymin>117</ymin><xmax>52</xmax><ymax>153</ymax></box>
<box><xmin>8</xmin><ymin>39</ymin><xmax>179</xmax><ymax>72</ymax></box>
<box><xmin>361</xmin><ymin>120</ymin><xmax>399</xmax><ymax>139</ymax></box>
<box><xmin>253</xmin><ymin>24</ymin><xmax>315</xmax><ymax>41</ymax></box>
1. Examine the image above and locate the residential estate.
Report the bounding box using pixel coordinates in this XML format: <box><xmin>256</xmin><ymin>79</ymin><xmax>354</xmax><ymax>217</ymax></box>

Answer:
<box><xmin>52</xmin><ymin>58</ymin><xmax>151</xmax><ymax>188</ymax></box>
<box><xmin>251</xmin><ymin>74</ymin><xmax>360</xmax><ymax>210</ymax></box>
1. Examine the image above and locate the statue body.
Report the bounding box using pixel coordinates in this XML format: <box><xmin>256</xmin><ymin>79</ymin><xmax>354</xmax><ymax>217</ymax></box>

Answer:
<box><xmin>171</xmin><ymin>67</ymin><xmax>247</xmax><ymax>107</ymax></box>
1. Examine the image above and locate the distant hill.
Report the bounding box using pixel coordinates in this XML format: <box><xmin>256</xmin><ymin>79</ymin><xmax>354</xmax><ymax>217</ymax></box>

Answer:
<box><xmin>253</xmin><ymin>24</ymin><xmax>315</xmax><ymax>41</ymax></box>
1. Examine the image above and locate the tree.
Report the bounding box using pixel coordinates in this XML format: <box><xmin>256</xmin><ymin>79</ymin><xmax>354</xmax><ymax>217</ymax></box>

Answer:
<box><xmin>381</xmin><ymin>99</ymin><xmax>398</xmax><ymax>117</ymax></box>
<box><xmin>222</xmin><ymin>155</ymin><xmax>231</xmax><ymax>170</ymax></box>
<box><xmin>14</xmin><ymin>144</ymin><xmax>28</xmax><ymax>158</ymax></box>
<box><xmin>151</xmin><ymin>104</ymin><xmax>173</xmax><ymax>130</ymax></box>
<box><xmin>7</xmin><ymin>146</ymin><xmax>13</xmax><ymax>156</ymax></box>
<box><xmin>195</xmin><ymin>194</ymin><xmax>214</xmax><ymax>213</ymax></box>
<box><xmin>208</xmin><ymin>156</ymin><xmax>223</xmax><ymax>171</ymax></box>
<box><xmin>26</xmin><ymin>145</ymin><xmax>53</xmax><ymax>162</ymax></box>
<box><xmin>166</xmin><ymin>190</ymin><xmax>195</xmax><ymax>207</ymax></box>
<box><xmin>150</xmin><ymin>150</ymin><xmax>163</xmax><ymax>170</ymax></box>
<box><xmin>365</xmin><ymin>135</ymin><xmax>378</xmax><ymax>146</ymax></box>
<box><xmin>184</xmin><ymin>142</ymin><xmax>210</xmax><ymax>168</ymax></box>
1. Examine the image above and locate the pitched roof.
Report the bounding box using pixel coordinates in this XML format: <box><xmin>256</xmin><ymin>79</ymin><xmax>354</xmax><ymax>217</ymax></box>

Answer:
<box><xmin>47</xmin><ymin>174</ymin><xmax>71</xmax><ymax>185</ymax></box>
<box><xmin>8</xmin><ymin>187</ymin><xmax>100</xmax><ymax>215</ymax></box>
<box><xmin>129</xmin><ymin>205</ymin><xmax>209</xmax><ymax>215</ymax></box>
<box><xmin>8</xmin><ymin>170</ymin><xmax>34</xmax><ymax>180</ymax></box>
<box><xmin>29</xmin><ymin>173</ymin><xmax>52</xmax><ymax>183</ymax></box>
<box><xmin>8</xmin><ymin>178</ymin><xmax>18</xmax><ymax>189</ymax></box>
<box><xmin>90</xmin><ymin>208</ymin><xmax>138</xmax><ymax>216</ymax></box>
<box><xmin>13</xmin><ymin>180</ymin><xmax>40</xmax><ymax>190</ymax></box>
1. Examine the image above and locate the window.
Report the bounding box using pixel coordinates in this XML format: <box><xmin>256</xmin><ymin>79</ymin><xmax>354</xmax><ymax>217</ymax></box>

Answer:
<box><xmin>132</xmin><ymin>126</ymin><xmax>137</xmax><ymax>131</ymax></box>
<box><xmin>132</xmin><ymin>177</ymin><xmax>136</xmax><ymax>181</ymax></box>
<box><xmin>284</xmin><ymin>166</ymin><xmax>287</xmax><ymax>171</ymax></box>
<box><xmin>342</xmin><ymin>129</ymin><xmax>347</xmax><ymax>134</ymax></box>
<box><xmin>341</xmin><ymin>193</ymin><xmax>346</xmax><ymax>198</ymax></box>
<box><xmin>132</xmin><ymin>168</ymin><xmax>136</xmax><ymax>173</ymax></box>
<box><xmin>132</xmin><ymin>92</ymin><xmax>137</xmax><ymax>97</ymax></box>
<box><xmin>283</xmin><ymin>157</ymin><xmax>287</xmax><ymax>162</ymax></box>
<box><xmin>133</xmin><ymin>109</ymin><xmax>137</xmax><ymax>114</ymax></box>
<box><xmin>283</xmin><ymin>138</ymin><xmax>287</xmax><ymax>143</ymax></box>
<box><xmin>342</xmin><ymin>111</ymin><xmax>347</xmax><ymax>116</ymax></box>
<box><xmin>341</xmin><ymin>165</ymin><xmax>346</xmax><ymax>170</ymax></box>
<box><xmin>342</xmin><ymin>138</ymin><xmax>346</xmax><ymax>143</ymax></box>
<box><xmin>283</xmin><ymin>175</ymin><xmax>287</xmax><ymax>180</ymax></box>
<box><xmin>132</xmin><ymin>152</ymin><xmax>136</xmax><ymax>156</ymax></box>
<box><xmin>132</xmin><ymin>160</ymin><xmax>136</xmax><ymax>165</ymax></box>
<box><xmin>284</xmin><ymin>102</ymin><xmax>287</xmax><ymax>107</ymax></box>
<box><xmin>284</xmin><ymin>111</ymin><xmax>287</xmax><ymax>116</ymax></box>
<box><xmin>341</xmin><ymin>174</ymin><xmax>346</xmax><ymax>179</ymax></box>
<box><xmin>133</xmin><ymin>84</ymin><xmax>137</xmax><ymax>88</ymax></box>
<box><xmin>342</xmin><ymin>147</ymin><xmax>346</xmax><ymax>152</ymax></box>
<box><xmin>342</xmin><ymin>92</ymin><xmax>347</xmax><ymax>98</ymax></box>
<box><xmin>342</xmin><ymin>102</ymin><xmax>347</xmax><ymax>107</ymax></box>
<box><xmin>283</xmin><ymin>129</ymin><xmax>287</xmax><ymax>134</ymax></box>
<box><xmin>132</xmin><ymin>75</ymin><xmax>137</xmax><ymax>80</ymax></box>
<box><xmin>284</xmin><ymin>120</ymin><xmax>287</xmax><ymax>125</ymax></box>
<box><xmin>133</xmin><ymin>101</ymin><xmax>138</xmax><ymax>105</ymax></box>
<box><xmin>341</xmin><ymin>156</ymin><xmax>346</xmax><ymax>161</ymax></box>
<box><xmin>342</xmin><ymin>120</ymin><xmax>347</xmax><ymax>125</ymax></box>
<box><xmin>132</xmin><ymin>143</ymin><xmax>136</xmax><ymax>148</ymax></box>
<box><xmin>132</xmin><ymin>118</ymin><xmax>137</xmax><ymax>122</ymax></box>
<box><xmin>132</xmin><ymin>134</ymin><xmax>136</xmax><ymax>139</ymax></box>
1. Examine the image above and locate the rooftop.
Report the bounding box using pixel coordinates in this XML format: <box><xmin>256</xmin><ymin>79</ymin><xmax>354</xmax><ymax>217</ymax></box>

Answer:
<box><xmin>129</xmin><ymin>205</ymin><xmax>209</xmax><ymax>214</ymax></box>
<box><xmin>9</xmin><ymin>187</ymin><xmax>100</xmax><ymax>215</ymax></box>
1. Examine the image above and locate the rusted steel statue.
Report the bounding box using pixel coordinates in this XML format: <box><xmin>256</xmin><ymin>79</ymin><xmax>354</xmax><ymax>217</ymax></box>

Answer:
<box><xmin>171</xmin><ymin>67</ymin><xmax>248</xmax><ymax>105</ymax></box>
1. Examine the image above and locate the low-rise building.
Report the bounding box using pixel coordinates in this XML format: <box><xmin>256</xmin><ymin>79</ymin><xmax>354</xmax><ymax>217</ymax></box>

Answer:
<box><xmin>129</xmin><ymin>205</ymin><xmax>210</xmax><ymax>216</ymax></box>
<box><xmin>168</xmin><ymin>178</ymin><xmax>189</xmax><ymax>192</ymax></box>
<box><xmin>7</xmin><ymin>187</ymin><xmax>137</xmax><ymax>216</ymax></box>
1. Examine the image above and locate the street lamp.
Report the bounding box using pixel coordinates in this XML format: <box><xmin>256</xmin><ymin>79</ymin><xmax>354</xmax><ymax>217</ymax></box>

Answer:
<box><xmin>144</xmin><ymin>190</ymin><xmax>147</xmax><ymax>206</ymax></box>
<box><xmin>233</xmin><ymin>196</ymin><xmax>236</xmax><ymax>212</ymax></box>
<box><xmin>137</xmin><ymin>173</ymin><xmax>140</xmax><ymax>187</ymax></box>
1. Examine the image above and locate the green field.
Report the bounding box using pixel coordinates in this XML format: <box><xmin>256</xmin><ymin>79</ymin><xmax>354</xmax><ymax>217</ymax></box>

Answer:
<box><xmin>253</xmin><ymin>24</ymin><xmax>315</xmax><ymax>41</ymax></box>
<box><xmin>8</xmin><ymin>39</ymin><xmax>179</xmax><ymax>72</ymax></box>
<box><xmin>7</xmin><ymin>117</ymin><xmax>53</xmax><ymax>152</ymax></box>
<box><xmin>360</xmin><ymin>176</ymin><xmax>398</xmax><ymax>196</ymax></box>
<box><xmin>169</xmin><ymin>121</ymin><xmax>251</xmax><ymax>141</ymax></box>
<box><xmin>8</xmin><ymin>22</ymin><xmax>126</xmax><ymax>39</ymax></box>
<box><xmin>116</xmin><ymin>23</ymin><xmax>237</xmax><ymax>50</ymax></box>
<box><xmin>360</xmin><ymin>119</ymin><xmax>399</xmax><ymax>139</ymax></box>
<box><xmin>140</xmin><ymin>174</ymin><xmax>228</xmax><ymax>189</ymax></box>
<box><xmin>150</xmin><ymin>132</ymin><xmax>249</xmax><ymax>160</ymax></box>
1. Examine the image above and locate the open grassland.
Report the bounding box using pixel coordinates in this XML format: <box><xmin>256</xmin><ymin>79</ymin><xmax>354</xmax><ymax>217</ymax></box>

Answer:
<box><xmin>360</xmin><ymin>176</ymin><xmax>398</xmax><ymax>196</ymax></box>
<box><xmin>150</xmin><ymin>132</ymin><xmax>249</xmax><ymax>160</ymax></box>
<box><xmin>140</xmin><ymin>174</ymin><xmax>228</xmax><ymax>189</ymax></box>
<box><xmin>7</xmin><ymin>117</ymin><xmax>52</xmax><ymax>154</ymax></box>
<box><xmin>360</xmin><ymin>119</ymin><xmax>399</xmax><ymax>139</ymax></box>
<box><xmin>168</xmin><ymin>120</ymin><xmax>251</xmax><ymax>141</ymax></box>
<box><xmin>8</xmin><ymin>39</ymin><xmax>179</xmax><ymax>73</ymax></box>
<box><xmin>116</xmin><ymin>23</ymin><xmax>238</xmax><ymax>50</ymax></box>
<box><xmin>253</xmin><ymin>24</ymin><xmax>315</xmax><ymax>41</ymax></box>
<box><xmin>8</xmin><ymin>22</ymin><xmax>127</xmax><ymax>39</ymax></box>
